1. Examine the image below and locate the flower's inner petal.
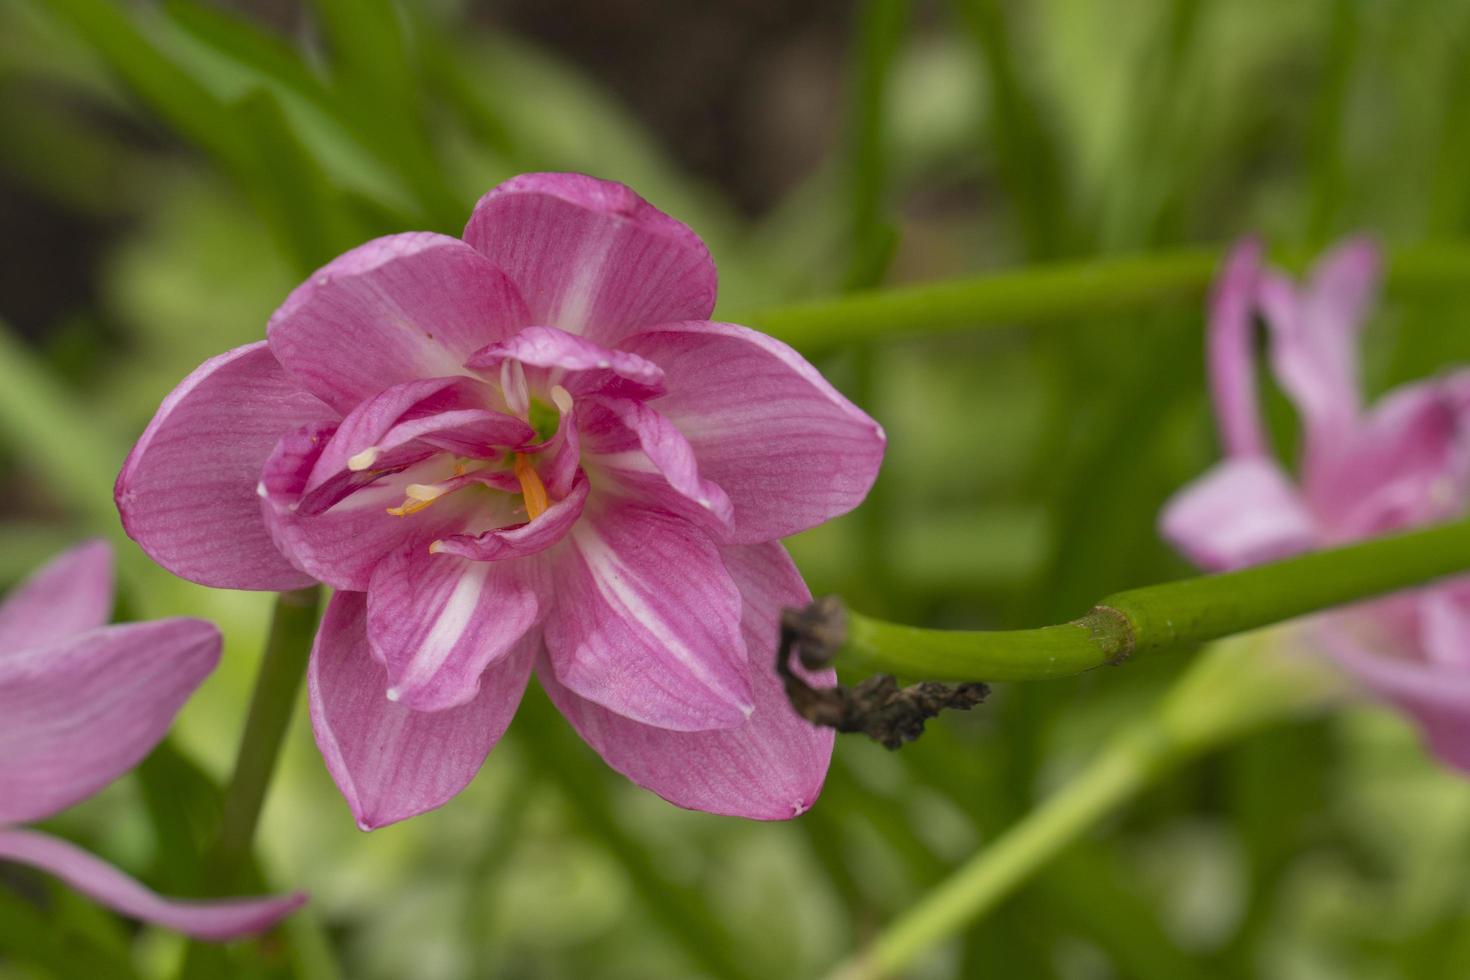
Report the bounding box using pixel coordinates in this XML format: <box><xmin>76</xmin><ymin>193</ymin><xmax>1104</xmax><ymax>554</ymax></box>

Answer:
<box><xmin>466</xmin><ymin>325</ymin><xmax>666</xmax><ymax>401</ymax></box>
<box><xmin>259</xmin><ymin>423</ymin><xmax>493</xmax><ymax>592</ymax></box>
<box><xmin>578</xmin><ymin>396</ymin><xmax>733</xmax><ymax>534</ymax></box>
<box><xmin>1158</xmin><ymin>456</ymin><xmax>1319</xmax><ymax>572</ymax></box>
<box><xmin>431</xmin><ymin>470</ymin><xmax>591</xmax><ymax>561</ymax></box>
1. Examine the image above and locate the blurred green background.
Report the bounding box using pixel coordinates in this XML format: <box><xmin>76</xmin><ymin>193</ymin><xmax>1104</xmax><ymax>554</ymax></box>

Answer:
<box><xmin>4</xmin><ymin>0</ymin><xmax>1470</xmax><ymax>977</ymax></box>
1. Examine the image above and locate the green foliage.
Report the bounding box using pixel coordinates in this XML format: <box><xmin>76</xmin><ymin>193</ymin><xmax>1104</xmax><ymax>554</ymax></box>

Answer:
<box><xmin>3</xmin><ymin>0</ymin><xmax>1470</xmax><ymax>978</ymax></box>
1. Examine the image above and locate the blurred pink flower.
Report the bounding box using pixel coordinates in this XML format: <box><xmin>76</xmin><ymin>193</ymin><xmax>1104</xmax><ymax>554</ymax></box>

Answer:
<box><xmin>1161</xmin><ymin>238</ymin><xmax>1470</xmax><ymax>767</ymax></box>
<box><xmin>0</xmin><ymin>541</ymin><xmax>304</xmax><ymax>938</ymax></box>
<box><xmin>117</xmin><ymin>173</ymin><xmax>884</xmax><ymax>827</ymax></box>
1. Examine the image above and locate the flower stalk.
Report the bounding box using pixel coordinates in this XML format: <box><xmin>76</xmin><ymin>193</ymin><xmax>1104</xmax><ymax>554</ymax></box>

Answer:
<box><xmin>827</xmin><ymin>630</ymin><xmax>1341</xmax><ymax>980</ymax></box>
<box><xmin>817</xmin><ymin>515</ymin><xmax>1470</xmax><ymax>683</ymax></box>
<box><xmin>208</xmin><ymin>586</ymin><xmax>323</xmax><ymax>885</ymax></box>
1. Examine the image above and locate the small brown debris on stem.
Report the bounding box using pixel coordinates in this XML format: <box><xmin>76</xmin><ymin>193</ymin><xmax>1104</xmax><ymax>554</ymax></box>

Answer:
<box><xmin>778</xmin><ymin>596</ymin><xmax>990</xmax><ymax>749</ymax></box>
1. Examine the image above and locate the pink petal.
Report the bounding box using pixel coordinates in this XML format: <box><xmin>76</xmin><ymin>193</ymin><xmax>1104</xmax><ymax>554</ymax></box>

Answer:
<box><xmin>0</xmin><ymin>619</ymin><xmax>220</xmax><ymax>824</ymax></box>
<box><xmin>578</xmin><ymin>396</ymin><xmax>733</xmax><ymax>532</ymax></box>
<box><xmin>1322</xmin><ymin>622</ymin><xmax>1470</xmax><ymax>773</ymax></box>
<box><xmin>620</xmin><ymin>321</ymin><xmax>886</xmax><ymax>543</ymax></box>
<box><xmin>1159</xmin><ymin>456</ymin><xmax>1319</xmax><ymax>571</ymax></box>
<box><xmin>366</xmin><ymin>548</ymin><xmax>541</xmax><ymax>711</ymax></box>
<box><xmin>267</xmin><ymin>232</ymin><xmax>531</xmax><ymax>413</ymax></box>
<box><xmin>430</xmin><ymin>470</ymin><xmax>590</xmax><ymax>561</ymax></box>
<box><xmin>260</xmin><ymin>423</ymin><xmax>484</xmax><ymax>591</ymax></box>
<box><xmin>1420</xmin><ymin>581</ymin><xmax>1470</xmax><ymax>671</ymax></box>
<box><xmin>1207</xmin><ymin>239</ymin><xmax>1268</xmax><ymax>457</ymax></box>
<box><xmin>116</xmin><ymin>343</ymin><xmax>326</xmax><ymax>591</ymax></box>
<box><xmin>540</xmin><ymin>541</ymin><xmax>834</xmax><ymax>818</ymax></box>
<box><xmin>301</xmin><ymin>377</ymin><xmax>530</xmax><ymax>509</ymax></box>
<box><xmin>1307</xmin><ymin>376</ymin><xmax>1470</xmax><ymax>538</ymax></box>
<box><xmin>1259</xmin><ymin>237</ymin><xmax>1381</xmax><ymax>464</ymax></box>
<box><xmin>0</xmin><ymin>541</ymin><xmax>113</xmax><ymax>655</ymax></box>
<box><xmin>542</xmin><ymin>500</ymin><xmax>752</xmax><ymax>732</ymax></box>
<box><xmin>308</xmin><ymin>592</ymin><xmax>534</xmax><ymax>830</ymax></box>
<box><xmin>0</xmin><ymin>828</ymin><xmax>304</xmax><ymax>940</ymax></box>
<box><xmin>461</xmin><ymin>173</ymin><xmax>716</xmax><ymax>345</ymax></box>
<box><xmin>465</xmin><ymin>325</ymin><xmax>666</xmax><ymax>400</ymax></box>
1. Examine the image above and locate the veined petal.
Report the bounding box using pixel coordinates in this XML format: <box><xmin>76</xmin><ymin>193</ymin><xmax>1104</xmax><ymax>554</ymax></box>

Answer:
<box><xmin>541</xmin><ymin>541</ymin><xmax>833</xmax><ymax>818</ymax></box>
<box><xmin>620</xmin><ymin>321</ymin><xmax>886</xmax><ymax>543</ymax></box>
<box><xmin>462</xmin><ymin>173</ymin><xmax>716</xmax><ymax>345</ymax></box>
<box><xmin>0</xmin><ymin>541</ymin><xmax>112</xmax><ymax>655</ymax></box>
<box><xmin>430</xmin><ymin>471</ymin><xmax>589</xmax><ymax>561</ymax></box>
<box><xmin>309</xmin><ymin>592</ymin><xmax>534</xmax><ymax>830</ymax></box>
<box><xmin>0</xmin><ymin>619</ymin><xmax>220</xmax><ymax>824</ymax></box>
<box><xmin>268</xmin><ymin>232</ymin><xmax>531</xmax><ymax>413</ymax></box>
<box><xmin>260</xmin><ymin>423</ymin><xmax>484</xmax><ymax>591</ymax></box>
<box><xmin>1207</xmin><ymin>239</ymin><xmax>1267</xmax><ymax>458</ymax></box>
<box><xmin>116</xmin><ymin>342</ymin><xmax>326</xmax><ymax>591</ymax></box>
<box><xmin>0</xmin><ymin>828</ymin><xmax>304</xmax><ymax>940</ymax></box>
<box><xmin>579</xmin><ymin>397</ymin><xmax>733</xmax><ymax>532</ymax></box>
<box><xmin>1159</xmin><ymin>456</ymin><xmax>1318</xmax><ymax>571</ymax></box>
<box><xmin>1307</xmin><ymin>375</ymin><xmax>1470</xmax><ymax>539</ymax></box>
<box><xmin>543</xmin><ymin>501</ymin><xmax>752</xmax><ymax>732</ymax></box>
<box><xmin>465</xmin><ymin>325</ymin><xmax>665</xmax><ymax>400</ymax></box>
<box><xmin>367</xmin><ymin>548</ymin><xmax>541</xmax><ymax>711</ymax></box>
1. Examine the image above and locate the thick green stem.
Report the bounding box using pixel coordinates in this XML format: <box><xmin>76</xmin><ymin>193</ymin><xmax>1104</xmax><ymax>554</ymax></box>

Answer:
<box><xmin>827</xmin><ymin>632</ymin><xmax>1336</xmax><ymax>980</ymax></box>
<box><xmin>840</xmin><ymin>516</ymin><xmax>1470</xmax><ymax>681</ymax></box>
<box><xmin>742</xmin><ymin>243</ymin><xmax>1470</xmax><ymax>351</ymax></box>
<box><xmin>209</xmin><ymin>587</ymin><xmax>323</xmax><ymax>882</ymax></box>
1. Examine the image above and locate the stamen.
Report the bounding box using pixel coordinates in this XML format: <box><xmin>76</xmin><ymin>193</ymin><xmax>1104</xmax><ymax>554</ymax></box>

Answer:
<box><xmin>347</xmin><ymin>447</ymin><xmax>380</xmax><ymax>471</ymax></box>
<box><xmin>514</xmin><ymin>453</ymin><xmax>549</xmax><ymax>520</ymax></box>
<box><xmin>550</xmin><ymin>384</ymin><xmax>574</xmax><ymax>414</ymax></box>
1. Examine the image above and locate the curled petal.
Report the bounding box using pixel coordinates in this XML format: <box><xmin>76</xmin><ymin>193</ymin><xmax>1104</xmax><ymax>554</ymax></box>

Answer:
<box><xmin>309</xmin><ymin>592</ymin><xmax>535</xmax><ymax>830</ymax></box>
<box><xmin>541</xmin><ymin>541</ymin><xmax>833</xmax><ymax>818</ymax></box>
<box><xmin>1207</xmin><ymin>239</ymin><xmax>1267</xmax><ymax>458</ymax></box>
<box><xmin>301</xmin><ymin>377</ymin><xmax>530</xmax><ymax>509</ymax></box>
<box><xmin>462</xmin><ymin>173</ymin><xmax>716</xmax><ymax>344</ymax></box>
<box><xmin>620</xmin><ymin>321</ymin><xmax>885</xmax><ymax>543</ymax></box>
<box><xmin>579</xmin><ymin>397</ymin><xmax>733</xmax><ymax>532</ymax></box>
<box><xmin>367</xmin><ymin>548</ymin><xmax>541</xmax><ymax>711</ymax></box>
<box><xmin>0</xmin><ymin>540</ymin><xmax>113</xmax><ymax>655</ymax></box>
<box><xmin>260</xmin><ymin>424</ymin><xmax>483</xmax><ymax>591</ymax></box>
<box><xmin>268</xmin><ymin>232</ymin><xmax>531</xmax><ymax>413</ymax></box>
<box><xmin>0</xmin><ymin>828</ymin><xmax>305</xmax><ymax>940</ymax></box>
<box><xmin>1159</xmin><ymin>457</ymin><xmax>1318</xmax><ymax>571</ymax></box>
<box><xmin>543</xmin><ymin>501</ymin><xmax>752</xmax><ymax>732</ymax></box>
<box><xmin>116</xmin><ymin>343</ymin><xmax>326</xmax><ymax>591</ymax></box>
<box><xmin>466</xmin><ymin>325</ymin><xmax>665</xmax><ymax>400</ymax></box>
<box><xmin>0</xmin><ymin>619</ymin><xmax>220</xmax><ymax>824</ymax></box>
<box><xmin>430</xmin><ymin>471</ymin><xmax>590</xmax><ymax>561</ymax></box>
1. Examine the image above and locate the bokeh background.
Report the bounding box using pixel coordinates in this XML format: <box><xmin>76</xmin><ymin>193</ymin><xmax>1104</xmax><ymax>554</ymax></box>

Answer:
<box><xmin>4</xmin><ymin>1</ymin><xmax>1470</xmax><ymax>977</ymax></box>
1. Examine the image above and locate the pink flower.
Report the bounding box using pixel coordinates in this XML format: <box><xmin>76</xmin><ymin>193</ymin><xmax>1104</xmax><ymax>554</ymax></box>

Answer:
<box><xmin>0</xmin><ymin>542</ymin><xmax>305</xmax><ymax>938</ymax></box>
<box><xmin>117</xmin><ymin>173</ymin><xmax>885</xmax><ymax>827</ymax></box>
<box><xmin>1161</xmin><ymin>238</ymin><xmax>1470</xmax><ymax>767</ymax></box>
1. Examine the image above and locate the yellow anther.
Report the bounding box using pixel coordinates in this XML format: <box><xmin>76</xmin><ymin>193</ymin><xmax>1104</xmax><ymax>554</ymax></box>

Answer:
<box><xmin>386</xmin><ymin>497</ymin><xmax>436</xmax><ymax>517</ymax></box>
<box><xmin>514</xmin><ymin>453</ymin><xmax>549</xmax><ymax>520</ymax></box>
<box><xmin>347</xmin><ymin>447</ymin><xmax>379</xmax><ymax>471</ymax></box>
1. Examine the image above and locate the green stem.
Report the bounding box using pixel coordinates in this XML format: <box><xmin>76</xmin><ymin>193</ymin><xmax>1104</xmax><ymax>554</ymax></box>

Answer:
<box><xmin>742</xmin><ymin>243</ymin><xmax>1470</xmax><ymax>351</ymax></box>
<box><xmin>827</xmin><ymin>632</ymin><xmax>1335</xmax><ymax>980</ymax></box>
<box><xmin>208</xmin><ymin>587</ymin><xmax>323</xmax><ymax>881</ymax></box>
<box><xmin>840</xmin><ymin>516</ymin><xmax>1470</xmax><ymax>681</ymax></box>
